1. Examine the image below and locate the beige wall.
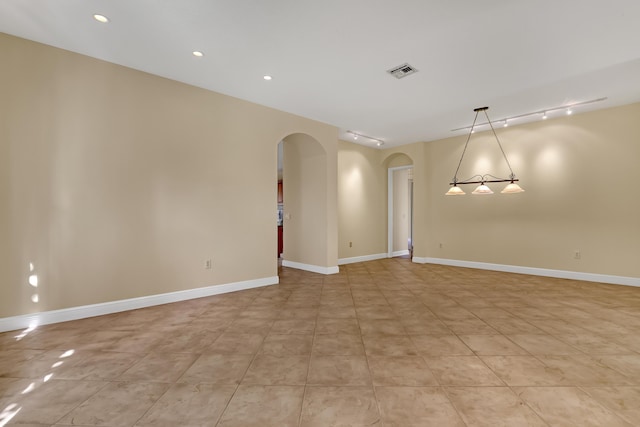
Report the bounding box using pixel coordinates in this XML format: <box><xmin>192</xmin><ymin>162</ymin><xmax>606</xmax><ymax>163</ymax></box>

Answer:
<box><xmin>337</xmin><ymin>141</ymin><xmax>386</xmax><ymax>259</ymax></box>
<box><xmin>0</xmin><ymin>33</ymin><xmax>338</xmax><ymax>318</ymax></box>
<box><xmin>427</xmin><ymin>103</ymin><xmax>640</xmax><ymax>277</ymax></box>
<box><xmin>338</xmin><ymin>103</ymin><xmax>640</xmax><ymax>279</ymax></box>
<box><xmin>386</xmin><ymin>154</ymin><xmax>413</xmax><ymax>169</ymax></box>
<box><xmin>282</xmin><ymin>133</ymin><xmax>331</xmax><ymax>267</ymax></box>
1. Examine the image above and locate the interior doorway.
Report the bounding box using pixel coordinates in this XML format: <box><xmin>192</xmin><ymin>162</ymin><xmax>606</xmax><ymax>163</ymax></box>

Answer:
<box><xmin>277</xmin><ymin>141</ymin><xmax>283</xmax><ymax>260</ymax></box>
<box><xmin>388</xmin><ymin>166</ymin><xmax>414</xmax><ymax>258</ymax></box>
<box><xmin>276</xmin><ymin>133</ymin><xmax>332</xmax><ymax>274</ymax></box>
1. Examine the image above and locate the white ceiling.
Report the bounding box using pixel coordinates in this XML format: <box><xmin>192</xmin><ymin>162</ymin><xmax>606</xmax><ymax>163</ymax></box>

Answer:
<box><xmin>2</xmin><ymin>0</ymin><xmax>640</xmax><ymax>148</ymax></box>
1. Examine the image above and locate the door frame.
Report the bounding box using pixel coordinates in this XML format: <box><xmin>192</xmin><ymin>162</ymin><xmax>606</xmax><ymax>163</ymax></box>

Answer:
<box><xmin>387</xmin><ymin>165</ymin><xmax>414</xmax><ymax>258</ymax></box>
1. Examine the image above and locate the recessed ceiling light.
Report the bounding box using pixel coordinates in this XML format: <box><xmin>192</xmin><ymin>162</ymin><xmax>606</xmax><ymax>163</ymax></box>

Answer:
<box><xmin>93</xmin><ymin>14</ymin><xmax>109</xmax><ymax>23</ymax></box>
<box><xmin>192</xmin><ymin>51</ymin><xmax>204</xmax><ymax>57</ymax></box>
<box><xmin>263</xmin><ymin>75</ymin><xmax>272</xmax><ymax>81</ymax></box>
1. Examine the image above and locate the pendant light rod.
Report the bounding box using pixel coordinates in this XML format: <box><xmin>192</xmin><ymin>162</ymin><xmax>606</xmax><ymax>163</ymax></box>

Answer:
<box><xmin>483</xmin><ymin>108</ymin><xmax>515</xmax><ymax>177</ymax></box>
<box><xmin>451</xmin><ymin>107</ymin><xmax>481</xmax><ymax>184</ymax></box>
<box><xmin>446</xmin><ymin>106</ymin><xmax>524</xmax><ymax>196</ymax></box>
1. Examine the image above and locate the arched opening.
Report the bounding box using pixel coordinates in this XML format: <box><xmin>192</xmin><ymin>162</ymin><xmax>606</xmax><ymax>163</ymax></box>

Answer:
<box><xmin>277</xmin><ymin>133</ymin><xmax>335</xmax><ymax>274</ymax></box>
<box><xmin>382</xmin><ymin>153</ymin><xmax>414</xmax><ymax>259</ymax></box>
<box><xmin>277</xmin><ymin>141</ymin><xmax>284</xmax><ymax>263</ymax></box>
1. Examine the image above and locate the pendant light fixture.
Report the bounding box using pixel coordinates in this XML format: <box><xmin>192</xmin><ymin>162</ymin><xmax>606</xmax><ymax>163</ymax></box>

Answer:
<box><xmin>446</xmin><ymin>107</ymin><xmax>524</xmax><ymax>196</ymax></box>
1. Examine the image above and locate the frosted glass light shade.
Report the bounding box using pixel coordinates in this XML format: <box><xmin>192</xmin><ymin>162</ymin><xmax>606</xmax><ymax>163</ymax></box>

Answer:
<box><xmin>445</xmin><ymin>186</ymin><xmax>465</xmax><ymax>196</ymax></box>
<box><xmin>501</xmin><ymin>182</ymin><xmax>525</xmax><ymax>193</ymax></box>
<box><xmin>472</xmin><ymin>184</ymin><xmax>493</xmax><ymax>195</ymax></box>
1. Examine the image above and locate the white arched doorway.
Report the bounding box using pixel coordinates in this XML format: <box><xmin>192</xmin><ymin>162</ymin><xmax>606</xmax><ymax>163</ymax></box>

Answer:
<box><xmin>278</xmin><ymin>133</ymin><xmax>338</xmax><ymax>274</ymax></box>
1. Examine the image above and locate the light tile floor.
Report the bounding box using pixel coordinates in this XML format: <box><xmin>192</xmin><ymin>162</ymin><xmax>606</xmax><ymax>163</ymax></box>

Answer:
<box><xmin>2</xmin><ymin>258</ymin><xmax>640</xmax><ymax>426</ymax></box>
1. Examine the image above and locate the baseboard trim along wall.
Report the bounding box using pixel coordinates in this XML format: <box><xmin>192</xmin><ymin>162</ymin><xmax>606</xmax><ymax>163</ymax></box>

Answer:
<box><xmin>413</xmin><ymin>257</ymin><xmax>640</xmax><ymax>288</ymax></box>
<box><xmin>391</xmin><ymin>250</ymin><xmax>410</xmax><ymax>257</ymax></box>
<box><xmin>0</xmin><ymin>276</ymin><xmax>279</xmax><ymax>333</ymax></box>
<box><xmin>282</xmin><ymin>260</ymin><xmax>339</xmax><ymax>275</ymax></box>
<box><xmin>338</xmin><ymin>253</ymin><xmax>388</xmax><ymax>265</ymax></box>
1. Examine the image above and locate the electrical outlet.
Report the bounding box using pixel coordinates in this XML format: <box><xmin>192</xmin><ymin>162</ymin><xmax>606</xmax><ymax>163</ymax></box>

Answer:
<box><xmin>439</xmin><ymin>243</ymin><xmax>444</xmax><ymax>249</ymax></box>
<box><xmin>573</xmin><ymin>251</ymin><xmax>581</xmax><ymax>260</ymax></box>
<box><xmin>349</xmin><ymin>241</ymin><xmax>353</xmax><ymax>248</ymax></box>
<box><xmin>205</xmin><ymin>258</ymin><xmax>212</xmax><ymax>269</ymax></box>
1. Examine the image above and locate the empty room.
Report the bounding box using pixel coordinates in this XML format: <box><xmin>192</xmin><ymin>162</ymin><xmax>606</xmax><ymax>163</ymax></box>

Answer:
<box><xmin>2</xmin><ymin>1</ymin><xmax>640</xmax><ymax>426</ymax></box>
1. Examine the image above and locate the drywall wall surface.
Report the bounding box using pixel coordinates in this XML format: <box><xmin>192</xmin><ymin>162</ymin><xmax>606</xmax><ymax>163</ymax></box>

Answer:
<box><xmin>337</xmin><ymin>140</ymin><xmax>387</xmax><ymax>259</ymax></box>
<box><xmin>0</xmin><ymin>33</ymin><xmax>338</xmax><ymax>318</ymax></box>
<box><xmin>427</xmin><ymin>102</ymin><xmax>640</xmax><ymax>277</ymax></box>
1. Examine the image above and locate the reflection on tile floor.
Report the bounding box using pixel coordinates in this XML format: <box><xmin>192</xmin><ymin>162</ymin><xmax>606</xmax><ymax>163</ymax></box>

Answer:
<box><xmin>2</xmin><ymin>258</ymin><xmax>640</xmax><ymax>426</ymax></box>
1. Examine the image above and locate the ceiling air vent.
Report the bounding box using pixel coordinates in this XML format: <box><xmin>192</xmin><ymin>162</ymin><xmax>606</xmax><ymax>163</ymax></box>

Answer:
<box><xmin>387</xmin><ymin>63</ymin><xmax>418</xmax><ymax>79</ymax></box>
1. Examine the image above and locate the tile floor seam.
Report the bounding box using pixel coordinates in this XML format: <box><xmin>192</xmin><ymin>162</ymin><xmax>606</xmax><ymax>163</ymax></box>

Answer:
<box><xmin>439</xmin><ymin>385</ymin><xmax>481</xmax><ymax>427</ymax></box>
<box><xmin>360</xmin><ymin>330</ymin><xmax>383</xmax><ymax>426</ymax></box>
<box><xmin>56</xmin><ymin>379</ymin><xmax>149</xmax><ymax>427</ymax></box>
<box><xmin>507</xmin><ymin>385</ymin><xmax>554</xmax><ymax>427</ymax></box>
<box><xmin>512</xmin><ymin>385</ymin><xmax>633</xmax><ymax>427</ymax></box>
<box><xmin>13</xmin><ymin>378</ymin><xmax>112</xmax><ymax>427</ymax></box>
<box><xmin>473</xmin><ymin>349</ymin><xmax>511</xmax><ymax>388</ymax></box>
<box><xmin>417</xmin><ymin>354</ymin><xmax>443</xmax><ymax>387</ymax></box>
<box><xmin>297</xmin><ymin>334</ymin><xmax>316</xmax><ymax>427</ymax></box>
<box><xmin>210</xmin><ymin>305</ymin><xmax>270</xmax><ymax>426</ymax></box>
<box><xmin>576</xmin><ymin>384</ymin><xmax>640</xmax><ymax>426</ymax></box>
<box><xmin>352</xmin><ymin>274</ymin><xmax>383</xmax><ymax>426</ymax></box>
<box><xmin>212</xmin><ymin>384</ymin><xmax>241</xmax><ymax>427</ymax></box>
<box><xmin>129</xmin><ymin>379</ymin><xmax>174</xmax><ymax>427</ymax></box>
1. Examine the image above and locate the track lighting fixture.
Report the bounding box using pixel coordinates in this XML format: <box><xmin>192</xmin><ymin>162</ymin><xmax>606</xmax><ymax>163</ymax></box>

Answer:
<box><xmin>450</xmin><ymin>97</ymin><xmax>606</xmax><ymax>132</ymax></box>
<box><xmin>346</xmin><ymin>131</ymin><xmax>385</xmax><ymax>147</ymax></box>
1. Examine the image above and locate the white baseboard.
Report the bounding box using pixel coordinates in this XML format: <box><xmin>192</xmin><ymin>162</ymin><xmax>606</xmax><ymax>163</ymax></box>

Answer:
<box><xmin>391</xmin><ymin>250</ymin><xmax>410</xmax><ymax>257</ymax></box>
<box><xmin>0</xmin><ymin>276</ymin><xmax>279</xmax><ymax>333</ymax></box>
<box><xmin>281</xmin><ymin>260</ymin><xmax>339</xmax><ymax>275</ymax></box>
<box><xmin>338</xmin><ymin>253</ymin><xmax>388</xmax><ymax>265</ymax></box>
<box><xmin>413</xmin><ymin>257</ymin><xmax>640</xmax><ymax>287</ymax></box>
